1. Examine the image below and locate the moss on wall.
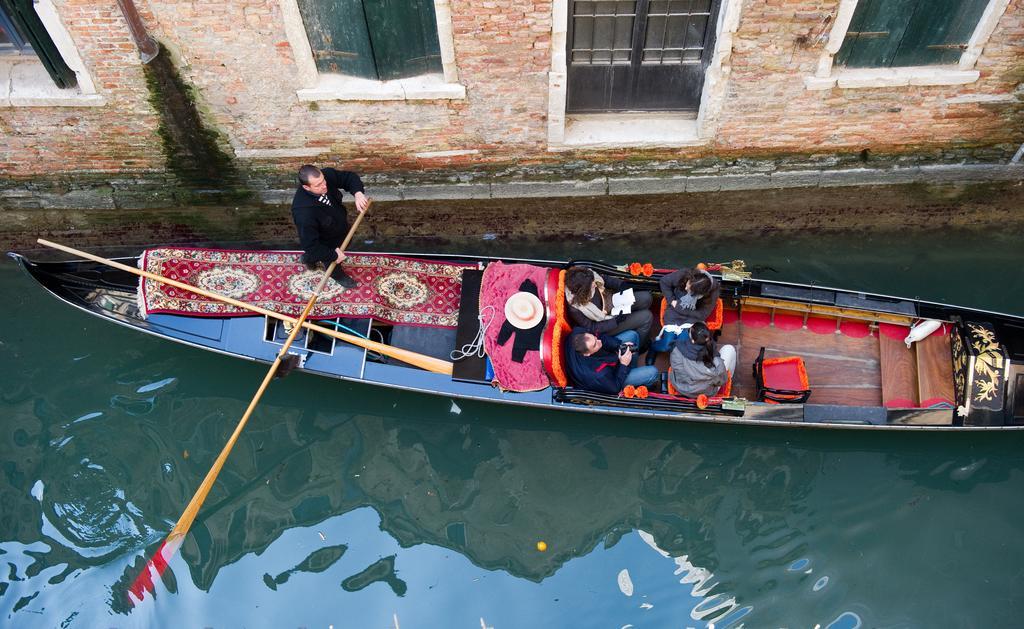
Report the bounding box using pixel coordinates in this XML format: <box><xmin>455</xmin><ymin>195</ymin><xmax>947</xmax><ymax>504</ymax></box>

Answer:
<box><xmin>142</xmin><ymin>43</ymin><xmax>255</xmax><ymax>204</ymax></box>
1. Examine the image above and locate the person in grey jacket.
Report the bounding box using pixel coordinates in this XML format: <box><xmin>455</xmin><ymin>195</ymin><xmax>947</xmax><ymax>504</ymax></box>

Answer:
<box><xmin>668</xmin><ymin>322</ymin><xmax>736</xmax><ymax>397</ymax></box>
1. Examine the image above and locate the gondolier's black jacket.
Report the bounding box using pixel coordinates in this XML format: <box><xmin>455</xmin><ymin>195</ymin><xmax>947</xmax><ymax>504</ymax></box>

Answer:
<box><xmin>291</xmin><ymin>168</ymin><xmax>366</xmax><ymax>265</ymax></box>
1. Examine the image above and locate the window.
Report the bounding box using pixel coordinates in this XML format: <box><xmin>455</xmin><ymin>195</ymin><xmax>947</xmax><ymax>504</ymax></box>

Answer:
<box><xmin>0</xmin><ymin>0</ymin><xmax>75</xmax><ymax>87</ymax></box>
<box><xmin>0</xmin><ymin>3</ymin><xmax>33</xmax><ymax>54</ymax></box>
<box><xmin>835</xmin><ymin>0</ymin><xmax>989</xmax><ymax>68</ymax></box>
<box><xmin>297</xmin><ymin>0</ymin><xmax>442</xmax><ymax>80</ymax></box>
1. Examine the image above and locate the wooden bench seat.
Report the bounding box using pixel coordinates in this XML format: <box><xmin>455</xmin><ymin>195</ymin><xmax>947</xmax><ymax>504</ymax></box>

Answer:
<box><xmin>916</xmin><ymin>331</ymin><xmax>955</xmax><ymax>407</ymax></box>
<box><xmin>879</xmin><ymin>327</ymin><xmax>918</xmax><ymax>408</ymax></box>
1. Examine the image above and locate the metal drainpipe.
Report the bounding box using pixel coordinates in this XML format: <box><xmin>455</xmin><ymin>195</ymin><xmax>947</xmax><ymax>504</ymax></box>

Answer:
<box><xmin>116</xmin><ymin>0</ymin><xmax>159</xmax><ymax>64</ymax></box>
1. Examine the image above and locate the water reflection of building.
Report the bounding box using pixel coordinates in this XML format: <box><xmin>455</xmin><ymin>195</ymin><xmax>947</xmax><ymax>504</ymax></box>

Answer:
<box><xmin>5</xmin><ymin>358</ymin><xmax>1022</xmax><ymax>619</ymax></box>
<box><xmin>161</xmin><ymin>398</ymin><xmax>828</xmax><ymax>592</ymax></box>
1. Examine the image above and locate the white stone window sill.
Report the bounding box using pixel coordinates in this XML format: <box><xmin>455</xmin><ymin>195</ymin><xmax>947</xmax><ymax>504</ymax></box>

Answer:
<box><xmin>0</xmin><ymin>58</ymin><xmax>104</xmax><ymax>107</ymax></box>
<box><xmin>553</xmin><ymin>113</ymin><xmax>705</xmax><ymax>150</ymax></box>
<box><xmin>805</xmin><ymin>66</ymin><xmax>981</xmax><ymax>91</ymax></box>
<box><xmin>296</xmin><ymin>72</ymin><xmax>465</xmax><ymax>102</ymax></box>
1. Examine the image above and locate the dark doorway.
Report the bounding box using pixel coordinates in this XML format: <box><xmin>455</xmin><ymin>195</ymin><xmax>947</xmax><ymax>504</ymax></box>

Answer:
<box><xmin>566</xmin><ymin>0</ymin><xmax>721</xmax><ymax>113</ymax></box>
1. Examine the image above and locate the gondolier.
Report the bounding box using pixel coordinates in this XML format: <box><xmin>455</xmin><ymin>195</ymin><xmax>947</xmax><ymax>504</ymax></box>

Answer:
<box><xmin>291</xmin><ymin>164</ymin><xmax>371</xmax><ymax>288</ymax></box>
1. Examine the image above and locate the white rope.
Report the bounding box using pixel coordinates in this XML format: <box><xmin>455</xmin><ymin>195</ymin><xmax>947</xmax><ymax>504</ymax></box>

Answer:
<box><xmin>451</xmin><ymin>305</ymin><xmax>496</xmax><ymax>361</ymax></box>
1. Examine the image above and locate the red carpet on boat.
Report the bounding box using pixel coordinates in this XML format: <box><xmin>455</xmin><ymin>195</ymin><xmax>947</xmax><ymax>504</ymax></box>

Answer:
<box><xmin>139</xmin><ymin>247</ymin><xmax>476</xmax><ymax>327</ymax></box>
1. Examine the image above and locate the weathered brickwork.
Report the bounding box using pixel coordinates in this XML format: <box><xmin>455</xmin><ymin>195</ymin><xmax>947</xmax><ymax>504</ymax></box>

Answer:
<box><xmin>0</xmin><ymin>0</ymin><xmax>1020</xmax><ymax>187</ymax></box>
<box><xmin>0</xmin><ymin>0</ymin><xmax>165</xmax><ymax>175</ymax></box>
<box><xmin>715</xmin><ymin>0</ymin><xmax>1024</xmax><ymax>153</ymax></box>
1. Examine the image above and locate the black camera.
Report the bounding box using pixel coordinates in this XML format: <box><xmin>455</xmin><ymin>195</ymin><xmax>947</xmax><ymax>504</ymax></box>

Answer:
<box><xmin>618</xmin><ymin>342</ymin><xmax>635</xmax><ymax>356</ymax></box>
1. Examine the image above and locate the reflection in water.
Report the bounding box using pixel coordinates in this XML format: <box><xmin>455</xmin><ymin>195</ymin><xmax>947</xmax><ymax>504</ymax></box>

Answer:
<box><xmin>638</xmin><ymin>530</ymin><xmax>749</xmax><ymax>626</ymax></box>
<box><xmin>340</xmin><ymin>555</ymin><xmax>407</xmax><ymax>596</ymax></box>
<box><xmin>3</xmin><ymin>224</ymin><xmax>1024</xmax><ymax>626</ymax></box>
<box><xmin>5</xmin><ymin>369</ymin><xmax>1022</xmax><ymax>626</ymax></box>
<box><xmin>263</xmin><ymin>544</ymin><xmax>347</xmax><ymax>590</ymax></box>
<box><xmin>827</xmin><ymin>611</ymin><xmax>863</xmax><ymax>629</ymax></box>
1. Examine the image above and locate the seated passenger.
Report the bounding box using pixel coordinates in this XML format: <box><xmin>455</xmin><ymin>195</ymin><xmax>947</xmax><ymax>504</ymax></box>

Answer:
<box><xmin>564</xmin><ymin>266</ymin><xmax>653</xmax><ymax>346</ymax></box>
<box><xmin>566</xmin><ymin>328</ymin><xmax>660</xmax><ymax>395</ymax></box>
<box><xmin>668</xmin><ymin>323</ymin><xmax>736</xmax><ymax>397</ymax></box>
<box><xmin>647</xmin><ymin>266</ymin><xmax>720</xmax><ymax>363</ymax></box>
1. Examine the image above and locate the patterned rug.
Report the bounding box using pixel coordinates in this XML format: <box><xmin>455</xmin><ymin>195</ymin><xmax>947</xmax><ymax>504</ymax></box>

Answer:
<box><xmin>138</xmin><ymin>247</ymin><xmax>476</xmax><ymax>327</ymax></box>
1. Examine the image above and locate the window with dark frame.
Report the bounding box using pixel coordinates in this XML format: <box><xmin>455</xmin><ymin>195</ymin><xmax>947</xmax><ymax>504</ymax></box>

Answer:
<box><xmin>0</xmin><ymin>0</ymin><xmax>76</xmax><ymax>88</ymax></box>
<box><xmin>569</xmin><ymin>0</ymin><xmax>713</xmax><ymax>67</ymax></box>
<box><xmin>835</xmin><ymin>0</ymin><xmax>990</xmax><ymax>68</ymax></box>
<box><xmin>297</xmin><ymin>0</ymin><xmax>443</xmax><ymax>81</ymax></box>
<box><xmin>0</xmin><ymin>3</ymin><xmax>32</xmax><ymax>54</ymax></box>
<box><xmin>565</xmin><ymin>0</ymin><xmax>719</xmax><ymax>112</ymax></box>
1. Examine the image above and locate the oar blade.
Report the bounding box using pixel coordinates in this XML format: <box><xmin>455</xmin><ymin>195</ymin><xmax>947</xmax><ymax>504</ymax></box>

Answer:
<box><xmin>127</xmin><ymin>536</ymin><xmax>182</xmax><ymax>606</ymax></box>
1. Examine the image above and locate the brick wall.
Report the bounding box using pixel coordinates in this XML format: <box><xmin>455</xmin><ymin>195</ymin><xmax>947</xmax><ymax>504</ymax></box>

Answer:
<box><xmin>714</xmin><ymin>0</ymin><xmax>1024</xmax><ymax>153</ymax></box>
<box><xmin>0</xmin><ymin>0</ymin><xmax>165</xmax><ymax>176</ymax></box>
<box><xmin>0</xmin><ymin>0</ymin><xmax>1020</xmax><ymax>182</ymax></box>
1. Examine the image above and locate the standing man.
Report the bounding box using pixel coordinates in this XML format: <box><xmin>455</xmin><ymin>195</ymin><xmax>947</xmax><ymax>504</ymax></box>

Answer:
<box><xmin>291</xmin><ymin>164</ymin><xmax>371</xmax><ymax>288</ymax></box>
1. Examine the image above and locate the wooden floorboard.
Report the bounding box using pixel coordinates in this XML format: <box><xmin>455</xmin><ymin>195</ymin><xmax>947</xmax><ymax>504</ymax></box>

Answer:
<box><xmin>879</xmin><ymin>332</ymin><xmax>918</xmax><ymax>407</ymax></box>
<box><xmin>731</xmin><ymin>319</ymin><xmax>882</xmax><ymax>406</ymax></box>
<box><xmin>646</xmin><ymin>308</ymin><xmax>885</xmax><ymax>406</ymax></box>
<box><xmin>916</xmin><ymin>332</ymin><xmax>955</xmax><ymax>406</ymax></box>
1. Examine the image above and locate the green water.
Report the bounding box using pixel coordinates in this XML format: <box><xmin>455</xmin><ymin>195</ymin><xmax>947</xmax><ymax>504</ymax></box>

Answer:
<box><xmin>2</xmin><ymin>225</ymin><xmax>1024</xmax><ymax>627</ymax></box>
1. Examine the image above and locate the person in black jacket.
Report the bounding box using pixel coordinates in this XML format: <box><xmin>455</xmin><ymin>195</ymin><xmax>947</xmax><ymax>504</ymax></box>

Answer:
<box><xmin>565</xmin><ymin>327</ymin><xmax>660</xmax><ymax>395</ymax></box>
<box><xmin>291</xmin><ymin>164</ymin><xmax>371</xmax><ymax>288</ymax></box>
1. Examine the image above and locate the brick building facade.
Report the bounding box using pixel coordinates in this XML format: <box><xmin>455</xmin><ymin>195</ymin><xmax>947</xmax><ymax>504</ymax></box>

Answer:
<box><xmin>0</xmin><ymin>0</ymin><xmax>1021</xmax><ymax>197</ymax></box>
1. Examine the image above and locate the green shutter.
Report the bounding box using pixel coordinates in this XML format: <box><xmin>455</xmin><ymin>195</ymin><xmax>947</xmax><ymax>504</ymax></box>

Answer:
<box><xmin>362</xmin><ymin>0</ymin><xmax>442</xmax><ymax>81</ymax></box>
<box><xmin>297</xmin><ymin>0</ymin><xmax>377</xmax><ymax>79</ymax></box>
<box><xmin>837</xmin><ymin>0</ymin><xmax>990</xmax><ymax>69</ymax></box>
<box><xmin>834</xmin><ymin>0</ymin><xmax>918</xmax><ymax>68</ymax></box>
<box><xmin>892</xmin><ymin>0</ymin><xmax>989</xmax><ymax>66</ymax></box>
<box><xmin>1</xmin><ymin>0</ymin><xmax>76</xmax><ymax>88</ymax></box>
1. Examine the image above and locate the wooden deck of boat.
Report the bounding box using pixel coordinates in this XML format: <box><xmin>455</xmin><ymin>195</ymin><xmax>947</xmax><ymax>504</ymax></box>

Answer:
<box><xmin>716</xmin><ymin>312</ymin><xmax>884</xmax><ymax>406</ymax></box>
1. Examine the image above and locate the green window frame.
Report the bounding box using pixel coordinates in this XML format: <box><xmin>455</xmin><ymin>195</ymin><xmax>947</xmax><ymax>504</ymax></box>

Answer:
<box><xmin>298</xmin><ymin>0</ymin><xmax>443</xmax><ymax>81</ymax></box>
<box><xmin>835</xmin><ymin>0</ymin><xmax>990</xmax><ymax>68</ymax></box>
<box><xmin>0</xmin><ymin>0</ymin><xmax>76</xmax><ymax>88</ymax></box>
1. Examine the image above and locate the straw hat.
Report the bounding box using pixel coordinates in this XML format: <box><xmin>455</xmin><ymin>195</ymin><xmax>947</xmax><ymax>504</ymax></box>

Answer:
<box><xmin>504</xmin><ymin>291</ymin><xmax>544</xmax><ymax>329</ymax></box>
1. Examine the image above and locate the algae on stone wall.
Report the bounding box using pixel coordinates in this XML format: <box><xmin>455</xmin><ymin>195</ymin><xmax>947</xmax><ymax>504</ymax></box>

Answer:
<box><xmin>143</xmin><ymin>43</ymin><xmax>254</xmax><ymax>204</ymax></box>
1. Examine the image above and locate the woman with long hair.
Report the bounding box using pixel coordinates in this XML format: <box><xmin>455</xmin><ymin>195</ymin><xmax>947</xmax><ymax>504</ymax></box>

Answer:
<box><xmin>563</xmin><ymin>265</ymin><xmax>653</xmax><ymax>344</ymax></box>
<box><xmin>667</xmin><ymin>322</ymin><xmax>736</xmax><ymax>397</ymax></box>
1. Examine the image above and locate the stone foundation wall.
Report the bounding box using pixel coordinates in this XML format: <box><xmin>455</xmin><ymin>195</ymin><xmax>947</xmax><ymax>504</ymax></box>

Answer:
<box><xmin>6</xmin><ymin>180</ymin><xmax>1024</xmax><ymax>254</ymax></box>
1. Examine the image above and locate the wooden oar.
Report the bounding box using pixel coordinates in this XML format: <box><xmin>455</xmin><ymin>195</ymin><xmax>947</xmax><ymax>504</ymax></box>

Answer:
<box><xmin>125</xmin><ymin>256</ymin><xmax>337</xmax><ymax>604</ymax></box>
<box><xmin>122</xmin><ymin>209</ymin><xmax>373</xmax><ymax>604</ymax></box>
<box><xmin>35</xmin><ymin>238</ymin><xmax>454</xmax><ymax>375</ymax></box>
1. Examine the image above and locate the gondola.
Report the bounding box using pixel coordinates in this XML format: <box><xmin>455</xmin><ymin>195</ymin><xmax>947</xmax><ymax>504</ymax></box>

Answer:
<box><xmin>10</xmin><ymin>246</ymin><xmax>1024</xmax><ymax>431</ymax></box>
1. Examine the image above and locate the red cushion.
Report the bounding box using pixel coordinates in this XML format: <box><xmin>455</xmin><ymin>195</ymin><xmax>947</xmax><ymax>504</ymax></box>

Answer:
<box><xmin>542</xmin><ymin>269</ymin><xmax>569</xmax><ymax>387</ymax></box>
<box><xmin>839</xmin><ymin>320</ymin><xmax>871</xmax><ymax>338</ymax></box>
<box><xmin>741</xmin><ymin>310</ymin><xmax>771</xmax><ymax>327</ymax></box>
<box><xmin>762</xmin><ymin>356</ymin><xmax>809</xmax><ymax>391</ymax></box>
<box><xmin>706</xmin><ymin>299</ymin><xmax>723</xmax><ymax>330</ymax></box>
<box><xmin>773</xmin><ymin>313</ymin><xmax>803</xmax><ymax>331</ymax></box>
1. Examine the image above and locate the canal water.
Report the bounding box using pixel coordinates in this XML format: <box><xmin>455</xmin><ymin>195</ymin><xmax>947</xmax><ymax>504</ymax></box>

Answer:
<box><xmin>2</xmin><ymin>223</ymin><xmax>1023</xmax><ymax>627</ymax></box>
